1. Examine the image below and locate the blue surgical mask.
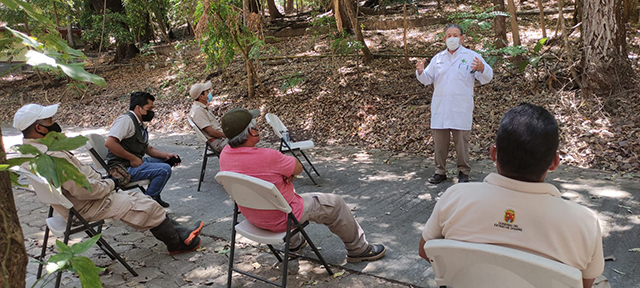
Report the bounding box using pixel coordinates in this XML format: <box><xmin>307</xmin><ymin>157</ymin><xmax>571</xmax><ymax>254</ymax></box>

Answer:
<box><xmin>207</xmin><ymin>92</ymin><xmax>213</xmax><ymax>103</ymax></box>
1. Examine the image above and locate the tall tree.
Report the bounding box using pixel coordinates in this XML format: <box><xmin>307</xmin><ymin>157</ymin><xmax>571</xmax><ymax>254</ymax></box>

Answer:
<box><xmin>582</xmin><ymin>0</ymin><xmax>635</xmax><ymax>96</ymax></box>
<box><xmin>623</xmin><ymin>0</ymin><xmax>639</xmax><ymax>23</ymax></box>
<box><xmin>493</xmin><ymin>0</ymin><xmax>507</xmax><ymax>48</ymax></box>
<box><xmin>0</xmin><ymin>128</ymin><xmax>28</xmax><ymax>288</ymax></box>
<box><xmin>266</xmin><ymin>0</ymin><xmax>283</xmax><ymax>18</ymax></box>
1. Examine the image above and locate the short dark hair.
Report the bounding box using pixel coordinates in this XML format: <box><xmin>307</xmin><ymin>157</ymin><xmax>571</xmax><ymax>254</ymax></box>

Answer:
<box><xmin>444</xmin><ymin>24</ymin><xmax>464</xmax><ymax>35</ymax></box>
<box><xmin>129</xmin><ymin>92</ymin><xmax>155</xmax><ymax>110</ymax></box>
<box><xmin>22</xmin><ymin>119</ymin><xmax>45</xmax><ymax>137</ymax></box>
<box><xmin>496</xmin><ymin>103</ymin><xmax>559</xmax><ymax>182</ymax></box>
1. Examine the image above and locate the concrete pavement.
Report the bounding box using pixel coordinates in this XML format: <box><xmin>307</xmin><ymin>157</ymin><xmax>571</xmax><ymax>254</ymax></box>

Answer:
<box><xmin>3</xmin><ymin>125</ymin><xmax>640</xmax><ymax>287</ymax></box>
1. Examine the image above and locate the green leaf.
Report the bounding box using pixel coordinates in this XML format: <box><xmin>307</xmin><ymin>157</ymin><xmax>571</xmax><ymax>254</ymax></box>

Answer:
<box><xmin>48</xmin><ymin>135</ymin><xmax>88</xmax><ymax>151</ymax></box>
<box><xmin>58</xmin><ymin>63</ymin><xmax>106</xmax><ymax>87</ymax></box>
<box><xmin>55</xmin><ymin>240</ymin><xmax>73</xmax><ymax>254</ymax></box>
<box><xmin>11</xmin><ymin>144</ymin><xmax>41</xmax><ymax>156</ymax></box>
<box><xmin>6</xmin><ymin>157</ymin><xmax>33</xmax><ymax>167</ymax></box>
<box><xmin>530</xmin><ymin>56</ymin><xmax>543</xmax><ymax>67</ymax></box>
<box><xmin>5</xmin><ymin>27</ymin><xmax>42</xmax><ymax>49</ymax></box>
<box><xmin>34</xmin><ymin>154</ymin><xmax>61</xmax><ymax>188</ymax></box>
<box><xmin>533</xmin><ymin>38</ymin><xmax>548</xmax><ymax>53</ymax></box>
<box><xmin>45</xmin><ymin>255</ymin><xmax>71</xmax><ymax>274</ymax></box>
<box><xmin>51</xmin><ymin>155</ymin><xmax>91</xmax><ymax>191</ymax></box>
<box><xmin>0</xmin><ymin>164</ymin><xmax>9</xmax><ymax>171</ymax></box>
<box><xmin>25</xmin><ymin>50</ymin><xmax>58</xmax><ymax>70</ymax></box>
<box><xmin>1</xmin><ymin>0</ymin><xmax>19</xmax><ymax>9</ymax></box>
<box><xmin>71</xmin><ymin>234</ymin><xmax>101</xmax><ymax>254</ymax></box>
<box><xmin>9</xmin><ymin>171</ymin><xmax>26</xmax><ymax>187</ymax></box>
<box><xmin>69</xmin><ymin>256</ymin><xmax>104</xmax><ymax>288</ymax></box>
<box><xmin>38</xmin><ymin>131</ymin><xmax>66</xmax><ymax>147</ymax></box>
<box><xmin>518</xmin><ymin>60</ymin><xmax>530</xmax><ymax>73</ymax></box>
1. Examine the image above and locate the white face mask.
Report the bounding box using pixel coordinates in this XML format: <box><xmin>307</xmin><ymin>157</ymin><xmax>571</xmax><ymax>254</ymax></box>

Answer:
<box><xmin>446</xmin><ymin>37</ymin><xmax>460</xmax><ymax>51</ymax></box>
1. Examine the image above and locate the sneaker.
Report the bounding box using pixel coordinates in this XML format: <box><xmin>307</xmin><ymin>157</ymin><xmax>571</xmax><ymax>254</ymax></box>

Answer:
<box><xmin>347</xmin><ymin>244</ymin><xmax>386</xmax><ymax>263</ymax></box>
<box><xmin>154</xmin><ymin>196</ymin><xmax>170</xmax><ymax>208</ymax></box>
<box><xmin>289</xmin><ymin>238</ymin><xmax>307</xmax><ymax>254</ymax></box>
<box><xmin>168</xmin><ymin>236</ymin><xmax>201</xmax><ymax>255</ymax></box>
<box><xmin>458</xmin><ymin>171</ymin><xmax>469</xmax><ymax>183</ymax></box>
<box><xmin>428</xmin><ymin>174</ymin><xmax>447</xmax><ymax>184</ymax></box>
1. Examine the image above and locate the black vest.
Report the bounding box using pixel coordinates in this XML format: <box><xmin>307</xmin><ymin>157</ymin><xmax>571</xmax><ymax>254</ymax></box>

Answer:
<box><xmin>106</xmin><ymin>112</ymin><xmax>149</xmax><ymax>168</ymax></box>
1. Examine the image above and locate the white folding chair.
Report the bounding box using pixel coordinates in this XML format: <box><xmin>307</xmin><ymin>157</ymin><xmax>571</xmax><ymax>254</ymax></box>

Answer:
<box><xmin>187</xmin><ymin>117</ymin><xmax>221</xmax><ymax>191</ymax></box>
<box><xmin>424</xmin><ymin>239</ymin><xmax>583</xmax><ymax>288</ymax></box>
<box><xmin>19</xmin><ymin>168</ymin><xmax>138</xmax><ymax>288</ymax></box>
<box><xmin>84</xmin><ymin>133</ymin><xmax>150</xmax><ymax>192</ymax></box>
<box><xmin>264</xmin><ymin>113</ymin><xmax>320</xmax><ymax>185</ymax></box>
<box><xmin>214</xmin><ymin>171</ymin><xmax>333</xmax><ymax>287</ymax></box>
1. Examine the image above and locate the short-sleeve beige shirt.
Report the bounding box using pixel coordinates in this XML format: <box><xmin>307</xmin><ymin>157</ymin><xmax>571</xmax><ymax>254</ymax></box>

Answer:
<box><xmin>422</xmin><ymin>173</ymin><xmax>605</xmax><ymax>279</ymax></box>
<box><xmin>189</xmin><ymin>102</ymin><xmax>222</xmax><ymax>140</ymax></box>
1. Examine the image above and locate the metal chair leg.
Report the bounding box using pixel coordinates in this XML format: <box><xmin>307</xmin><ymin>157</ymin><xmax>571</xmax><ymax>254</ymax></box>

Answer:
<box><xmin>299</xmin><ymin>150</ymin><xmax>320</xmax><ymax>177</ymax></box>
<box><xmin>227</xmin><ymin>204</ymin><xmax>239</xmax><ymax>288</ymax></box>
<box><xmin>37</xmin><ymin>207</ymin><xmax>54</xmax><ymax>279</ymax></box>
<box><xmin>198</xmin><ymin>144</ymin><xmax>209</xmax><ymax>191</ymax></box>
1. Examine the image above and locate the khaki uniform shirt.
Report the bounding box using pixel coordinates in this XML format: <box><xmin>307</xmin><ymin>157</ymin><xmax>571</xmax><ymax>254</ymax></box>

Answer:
<box><xmin>422</xmin><ymin>173</ymin><xmax>605</xmax><ymax>279</ymax></box>
<box><xmin>189</xmin><ymin>102</ymin><xmax>222</xmax><ymax>140</ymax></box>
<box><xmin>22</xmin><ymin>139</ymin><xmax>165</xmax><ymax>230</ymax></box>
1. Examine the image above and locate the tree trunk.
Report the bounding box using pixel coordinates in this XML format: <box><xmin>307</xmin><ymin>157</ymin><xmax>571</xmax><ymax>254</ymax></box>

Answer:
<box><xmin>344</xmin><ymin>0</ymin><xmax>373</xmax><ymax>63</ymax></box>
<box><xmin>243</xmin><ymin>0</ymin><xmax>250</xmax><ymax>25</ymax></box>
<box><xmin>536</xmin><ymin>0</ymin><xmax>547</xmax><ymax>38</ymax></box>
<box><xmin>624</xmin><ymin>0</ymin><xmax>639</xmax><ymax>23</ymax></box>
<box><xmin>246</xmin><ymin>60</ymin><xmax>256</xmax><ymax>97</ymax></box>
<box><xmin>493</xmin><ymin>0</ymin><xmax>508</xmax><ymax>48</ymax></box>
<box><xmin>506</xmin><ymin>0</ymin><xmax>521</xmax><ymax>45</ymax></box>
<box><xmin>582</xmin><ymin>0</ymin><xmax>635</xmax><ymax>96</ymax></box>
<box><xmin>0</xmin><ymin>127</ymin><xmax>28</xmax><ymax>288</ymax></box>
<box><xmin>333</xmin><ymin>0</ymin><xmax>345</xmax><ymax>32</ymax></box>
<box><xmin>266</xmin><ymin>0</ymin><xmax>284</xmax><ymax>19</ymax></box>
<box><xmin>285</xmin><ymin>0</ymin><xmax>294</xmax><ymax>13</ymax></box>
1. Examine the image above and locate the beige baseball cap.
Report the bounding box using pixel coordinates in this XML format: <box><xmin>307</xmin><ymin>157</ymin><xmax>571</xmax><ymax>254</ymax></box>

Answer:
<box><xmin>189</xmin><ymin>81</ymin><xmax>213</xmax><ymax>99</ymax></box>
<box><xmin>13</xmin><ymin>103</ymin><xmax>60</xmax><ymax>131</ymax></box>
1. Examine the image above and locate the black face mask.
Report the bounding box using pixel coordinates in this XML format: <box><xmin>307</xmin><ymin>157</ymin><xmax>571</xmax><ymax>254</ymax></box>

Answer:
<box><xmin>37</xmin><ymin>122</ymin><xmax>62</xmax><ymax>136</ymax></box>
<box><xmin>141</xmin><ymin>110</ymin><xmax>154</xmax><ymax>122</ymax></box>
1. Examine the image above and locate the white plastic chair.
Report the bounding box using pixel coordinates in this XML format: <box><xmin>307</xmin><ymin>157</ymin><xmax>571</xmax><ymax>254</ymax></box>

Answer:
<box><xmin>187</xmin><ymin>117</ymin><xmax>221</xmax><ymax>191</ymax></box>
<box><xmin>84</xmin><ymin>133</ymin><xmax>150</xmax><ymax>192</ymax></box>
<box><xmin>264</xmin><ymin>113</ymin><xmax>320</xmax><ymax>185</ymax></box>
<box><xmin>214</xmin><ymin>171</ymin><xmax>333</xmax><ymax>287</ymax></box>
<box><xmin>423</xmin><ymin>239</ymin><xmax>583</xmax><ymax>288</ymax></box>
<box><xmin>19</xmin><ymin>168</ymin><xmax>138</xmax><ymax>288</ymax></box>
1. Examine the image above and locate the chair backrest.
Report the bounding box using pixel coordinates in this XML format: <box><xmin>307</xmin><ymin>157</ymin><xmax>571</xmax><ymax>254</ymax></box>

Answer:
<box><xmin>187</xmin><ymin>116</ymin><xmax>211</xmax><ymax>143</ymax></box>
<box><xmin>20</xmin><ymin>168</ymin><xmax>73</xmax><ymax>209</ymax></box>
<box><xmin>424</xmin><ymin>239</ymin><xmax>583</xmax><ymax>288</ymax></box>
<box><xmin>264</xmin><ymin>113</ymin><xmax>287</xmax><ymax>138</ymax></box>
<box><xmin>84</xmin><ymin>133</ymin><xmax>110</xmax><ymax>171</ymax></box>
<box><xmin>214</xmin><ymin>171</ymin><xmax>292</xmax><ymax>213</ymax></box>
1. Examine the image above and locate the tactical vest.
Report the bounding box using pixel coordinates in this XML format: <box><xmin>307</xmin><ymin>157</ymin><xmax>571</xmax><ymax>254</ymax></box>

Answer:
<box><xmin>106</xmin><ymin>112</ymin><xmax>149</xmax><ymax>168</ymax></box>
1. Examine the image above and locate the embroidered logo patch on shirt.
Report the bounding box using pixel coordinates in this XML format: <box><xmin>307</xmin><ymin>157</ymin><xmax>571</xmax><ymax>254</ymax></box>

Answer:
<box><xmin>494</xmin><ymin>208</ymin><xmax>523</xmax><ymax>232</ymax></box>
<box><xmin>504</xmin><ymin>209</ymin><xmax>515</xmax><ymax>223</ymax></box>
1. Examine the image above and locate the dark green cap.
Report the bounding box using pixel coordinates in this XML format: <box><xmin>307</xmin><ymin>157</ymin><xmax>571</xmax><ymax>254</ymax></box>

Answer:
<box><xmin>221</xmin><ymin>108</ymin><xmax>260</xmax><ymax>139</ymax></box>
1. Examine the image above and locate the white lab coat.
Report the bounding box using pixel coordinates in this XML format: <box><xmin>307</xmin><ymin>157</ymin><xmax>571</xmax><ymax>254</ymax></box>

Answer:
<box><xmin>416</xmin><ymin>46</ymin><xmax>493</xmax><ymax>130</ymax></box>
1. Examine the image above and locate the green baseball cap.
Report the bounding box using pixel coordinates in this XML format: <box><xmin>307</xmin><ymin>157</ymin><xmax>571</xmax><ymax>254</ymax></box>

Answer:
<box><xmin>221</xmin><ymin>108</ymin><xmax>260</xmax><ymax>139</ymax></box>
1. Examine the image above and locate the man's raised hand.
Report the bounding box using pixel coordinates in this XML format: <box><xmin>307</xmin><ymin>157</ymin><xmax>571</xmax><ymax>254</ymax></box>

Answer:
<box><xmin>416</xmin><ymin>59</ymin><xmax>427</xmax><ymax>75</ymax></box>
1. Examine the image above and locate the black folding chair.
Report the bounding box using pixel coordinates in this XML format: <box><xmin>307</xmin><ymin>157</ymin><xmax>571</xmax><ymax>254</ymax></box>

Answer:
<box><xmin>187</xmin><ymin>117</ymin><xmax>221</xmax><ymax>191</ymax></box>
<box><xmin>21</xmin><ymin>170</ymin><xmax>138</xmax><ymax>288</ymax></box>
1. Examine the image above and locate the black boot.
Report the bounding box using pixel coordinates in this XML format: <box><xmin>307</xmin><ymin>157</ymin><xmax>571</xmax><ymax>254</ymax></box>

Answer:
<box><xmin>150</xmin><ymin>218</ymin><xmax>201</xmax><ymax>254</ymax></box>
<box><xmin>170</xmin><ymin>218</ymin><xmax>203</xmax><ymax>246</ymax></box>
<box><xmin>153</xmin><ymin>195</ymin><xmax>170</xmax><ymax>208</ymax></box>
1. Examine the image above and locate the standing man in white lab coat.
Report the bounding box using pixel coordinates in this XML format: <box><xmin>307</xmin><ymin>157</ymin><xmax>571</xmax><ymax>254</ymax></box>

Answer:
<box><xmin>416</xmin><ymin>23</ymin><xmax>493</xmax><ymax>184</ymax></box>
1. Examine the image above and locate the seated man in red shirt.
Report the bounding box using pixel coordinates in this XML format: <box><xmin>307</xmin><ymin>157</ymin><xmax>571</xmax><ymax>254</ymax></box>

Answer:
<box><xmin>218</xmin><ymin>108</ymin><xmax>385</xmax><ymax>263</ymax></box>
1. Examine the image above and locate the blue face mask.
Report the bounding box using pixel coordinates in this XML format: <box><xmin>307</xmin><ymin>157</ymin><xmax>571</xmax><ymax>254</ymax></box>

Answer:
<box><xmin>207</xmin><ymin>92</ymin><xmax>213</xmax><ymax>103</ymax></box>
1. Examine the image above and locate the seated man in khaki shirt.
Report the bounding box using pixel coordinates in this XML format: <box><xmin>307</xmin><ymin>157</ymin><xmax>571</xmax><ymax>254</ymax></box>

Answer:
<box><xmin>188</xmin><ymin>81</ymin><xmax>227</xmax><ymax>153</ymax></box>
<box><xmin>14</xmin><ymin>103</ymin><xmax>204</xmax><ymax>255</ymax></box>
<box><xmin>419</xmin><ymin>103</ymin><xmax>608</xmax><ymax>288</ymax></box>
